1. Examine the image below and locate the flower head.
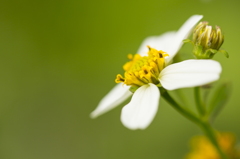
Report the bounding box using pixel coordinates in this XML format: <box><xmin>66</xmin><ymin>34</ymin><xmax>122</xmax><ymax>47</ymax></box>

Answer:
<box><xmin>185</xmin><ymin>21</ymin><xmax>228</xmax><ymax>59</ymax></box>
<box><xmin>193</xmin><ymin>22</ymin><xmax>224</xmax><ymax>51</ymax></box>
<box><xmin>187</xmin><ymin>132</ymin><xmax>240</xmax><ymax>159</ymax></box>
<box><xmin>117</xmin><ymin>46</ymin><xmax>221</xmax><ymax>129</ymax></box>
<box><xmin>115</xmin><ymin>46</ymin><xmax>168</xmax><ymax>87</ymax></box>
<box><xmin>90</xmin><ymin>15</ymin><xmax>222</xmax><ymax>130</ymax></box>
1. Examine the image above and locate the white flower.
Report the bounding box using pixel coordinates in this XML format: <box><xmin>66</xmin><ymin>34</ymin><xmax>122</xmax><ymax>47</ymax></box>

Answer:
<box><xmin>120</xmin><ymin>59</ymin><xmax>221</xmax><ymax>129</ymax></box>
<box><xmin>90</xmin><ymin>15</ymin><xmax>220</xmax><ymax>130</ymax></box>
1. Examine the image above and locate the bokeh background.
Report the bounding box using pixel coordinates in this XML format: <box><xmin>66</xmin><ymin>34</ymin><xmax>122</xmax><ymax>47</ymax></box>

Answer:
<box><xmin>0</xmin><ymin>0</ymin><xmax>239</xmax><ymax>158</ymax></box>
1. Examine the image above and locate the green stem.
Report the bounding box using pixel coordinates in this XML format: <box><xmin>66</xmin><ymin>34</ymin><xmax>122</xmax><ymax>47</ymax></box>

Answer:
<box><xmin>161</xmin><ymin>89</ymin><xmax>228</xmax><ymax>159</ymax></box>
<box><xmin>194</xmin><ymin>87</ymin><xmax>206</xmax><ymax>116</ymax></box>
<box><xmin>203</xmin><ymin>88</ymin><xmax>211</xmax><ymax>105</ymax></box>
<box><xmin>199</xmin><ymin>121</ymin><xmax>228</xmax><ymax>159</ymax></box>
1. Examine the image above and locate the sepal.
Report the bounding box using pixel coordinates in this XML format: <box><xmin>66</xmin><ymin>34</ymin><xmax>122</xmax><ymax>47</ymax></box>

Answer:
<box><xmin>219</xmin><ymin>49</ymin><xmax>229</xmax><ymax>58</ymax></box>
<box><xmin>183</xmin><ymin>39</ymin><xmax>194</xmax><ymax>46</ymax></box>
<box><xmin>193</xmin><ymin>45</ymin><xmax>228</xmax><ymax>59</ymax></box>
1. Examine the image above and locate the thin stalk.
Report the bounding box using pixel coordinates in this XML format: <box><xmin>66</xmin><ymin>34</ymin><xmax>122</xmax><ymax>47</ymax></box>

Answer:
<box><xmin>203</xmin><ymin>88</ymin><xmax>211</xmax><ymax>105</ymax></box>
<box><xmin>161</xmin><ymin>89</ymin><xmax>228</xmax><ymax>159</ymax></box>
<box><xmin>200</xmin><ymin>121</ymin><xmax>228</xmax><ymax>159</ymax></box>
<box><xmin>194</xmin><ymin>87</ymin><xmax>206</xmax><ymax>116</ymax></box>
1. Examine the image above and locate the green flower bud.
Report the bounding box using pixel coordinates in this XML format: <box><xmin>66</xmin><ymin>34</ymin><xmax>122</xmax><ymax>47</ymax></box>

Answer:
<box><xmin>185</xmin><ymin>21</ymin><xmax>228</xmax><ymax>59</ymax></box>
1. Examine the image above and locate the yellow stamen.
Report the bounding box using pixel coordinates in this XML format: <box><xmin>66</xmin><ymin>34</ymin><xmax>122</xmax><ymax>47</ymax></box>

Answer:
<box><xmin>115</xmin><ymin>46</ymin><xmax>169</xmax><ymax>87</ymax></box>
<box><xmin>127</xmin><ymin>54</ymin><xmax>133</xmax><ymax>60</ymax></box>
<box><xmin>115</xmin><ymin>74</ymin><xmax>125</xmax><ymax>83</ymax></box>
<box><xmin>123</xmin><ymin>54</ymin><xmax>141</xmax><ymax>72</ymax></box>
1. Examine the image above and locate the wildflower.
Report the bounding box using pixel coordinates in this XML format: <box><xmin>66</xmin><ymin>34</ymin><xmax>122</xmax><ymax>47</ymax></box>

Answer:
<box><xmin>90</xmin><ymin>15</ymin><xmax>217</xmax><ymax>130</ymax></box>
<box><xmin>116</xmin><ymin>46</ymin><xmax>221</xmax><ymax>129</ymax></box>
<box><xmin>91</xmin><ymin>45</ymin><xmax>221</xmax><ymax>130</ymax></box>
<box><xmin>187</xmin><ymin>132</ymin><xmax>240</xmax><ymax>159</ymax></box>
<box><xmin>90</xmin><ymin>15</ymin><xmax>203</xmax><ymax>117</ymax></box>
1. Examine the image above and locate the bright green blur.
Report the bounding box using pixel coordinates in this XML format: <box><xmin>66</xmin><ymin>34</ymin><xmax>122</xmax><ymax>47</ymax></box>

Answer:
<box><xmin>0</xmin><ymin>0</ymin><xmax>240</xmax><ymax>159</ymax></box>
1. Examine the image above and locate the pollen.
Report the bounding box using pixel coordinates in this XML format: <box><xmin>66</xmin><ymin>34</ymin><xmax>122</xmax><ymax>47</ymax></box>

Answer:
<box><xmin>115</xmin><ymin>46</ymin><xmax>169</xmax><ymax>87</ymax></box>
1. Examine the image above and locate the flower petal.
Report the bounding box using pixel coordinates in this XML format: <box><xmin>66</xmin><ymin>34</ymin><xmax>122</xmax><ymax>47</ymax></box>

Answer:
<box><xmin>137</xmin><ymin>31</ymin><xmax>176</xmax><ymax>56</ymax></box>
<box><xmin>159</xmin><ymin>59</ymin><xmax>222</xmax><ymax>90</ymax></box>
<box><xmin>121</xmin><ymin>83</ymin><xmax>160</xmax><ymax>130</ymax></box>
<box><xmin>136</xmin><ymin>15</ymin><xmax>202</xmax><ymax>64</ymax></box>
<box><xmin>90</xmin><ymin>84</ymin><xmax>132</xmax><ymax>118</ymax></box>
<box><xmin>166</xmin><ymin>15</ymin><xmax>203</xmax><ymax>63</ymax></box>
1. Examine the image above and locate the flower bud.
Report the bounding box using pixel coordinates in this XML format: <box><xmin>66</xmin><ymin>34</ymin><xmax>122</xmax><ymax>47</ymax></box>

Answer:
<box><xmin>192</xmin><ymin>22</ymin><xmax>225</xmax><ymax>59</ymax></box>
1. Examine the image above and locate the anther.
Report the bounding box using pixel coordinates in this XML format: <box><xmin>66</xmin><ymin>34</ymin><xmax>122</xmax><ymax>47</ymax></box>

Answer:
<box><xmin>147</xmin><ymin>45</ymin><xmax>151</xmax><ymax>50</ymax></box>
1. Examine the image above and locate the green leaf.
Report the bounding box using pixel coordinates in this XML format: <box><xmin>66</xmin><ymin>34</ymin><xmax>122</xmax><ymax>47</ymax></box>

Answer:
<box><xmin>219</xmin><ymin>49</ymin><xmax>229</xmax><ymax>58</ymax></box>
<box><xmin>208</xmin><ymin>82</ymin><xmax>232</xmax><ymax>123</ymax></box>
<box><xmin>129</xmin><ymin>86</ymin><xmax>139</xmax><ymax>93</ymax></box>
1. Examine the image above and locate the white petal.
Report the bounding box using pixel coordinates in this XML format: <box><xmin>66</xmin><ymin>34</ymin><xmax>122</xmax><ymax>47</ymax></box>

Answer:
<box><xmin>159</xmin><ymin>60</ymin><xmax>222</xmax><ymax>90</ymax></box>
<box><xmin>137</xmin><ymin>31</ymin><xmax>176</xmax><ymax>56</ymax></box>
<box><xmin>90</xmin><ymin>83</ymin><xmax>132</xmax><ymax>118</ymax></box>
<box><xmin>166</xmin><ymin>15</ymin><xmax>203</xmax><ymax>63</ymax></box>
<box><xmin>121</xmin><ymin>83</ymin><xmax>160</xmax><ymax>130</ymax></box>
<box><xmin>136</xmin><ymin>15</ymin><xmax>202</xmax><ymax>65</ymax></box>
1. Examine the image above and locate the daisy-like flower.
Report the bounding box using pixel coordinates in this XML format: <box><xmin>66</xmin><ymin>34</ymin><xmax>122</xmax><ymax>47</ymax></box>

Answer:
<box><xmin>90</xmin><ymin>15</ymin><xmax>221</xmax><ymax>130</ymax></box>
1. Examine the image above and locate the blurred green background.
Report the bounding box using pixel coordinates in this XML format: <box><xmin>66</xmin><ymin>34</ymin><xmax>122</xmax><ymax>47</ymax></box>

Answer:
<box><xmin>0</xmin><ymin>0</ymin><xmax>239</xmax><ymax>158</ymax></box>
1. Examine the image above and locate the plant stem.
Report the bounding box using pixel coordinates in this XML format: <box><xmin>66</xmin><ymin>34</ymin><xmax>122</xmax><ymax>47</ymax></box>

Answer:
<box><xmin>199</xmin><ymin>121</ymin><xmax>228</xmax><ymax>159</ymax></box>
<box><xmin>161</xmin><ymin>89</ymin><xmax>228</xmax><ymax>159</ymax></box>
<box><xmin>194</xmin><ymin>87</ymin><xmax>206</xmax><ymax>116</ymax></box>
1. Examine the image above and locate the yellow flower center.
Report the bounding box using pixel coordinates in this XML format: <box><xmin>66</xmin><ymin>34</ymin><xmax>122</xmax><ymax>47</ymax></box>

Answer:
<box><xmin>115</xmin><ymin>46</ymin><xmax>169</xmax><ymax>87</ymax></box>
